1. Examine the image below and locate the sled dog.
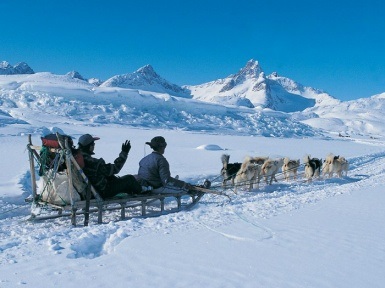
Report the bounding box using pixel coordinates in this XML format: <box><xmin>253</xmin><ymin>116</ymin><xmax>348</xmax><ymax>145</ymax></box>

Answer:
<box><xmin>323</xmin><ymin>154</ymin><xmax>348</xmax><ymax>178</ymax></box>
<box><xmin>303</xmin><ymin>155</ymin><xmax>322</xmax><ymax>181</ymax></box>
<box><xmin>234</xmin><ymin>156</ymin><xmax>262</xmax><ymax>192</ymax></box>
<box><xmin>221</xmin><ymin>154</ymin><xmax>242</xmax><ymax>187</ymax></box>
<box><xmin>261</xmin><ymin>158</ymin><xmax>284</xmax><ymax>185</ymax></box>
<box><xmin>282</xmin><ymin>157</ymin><xmax>300</xmax><ymax>181</ymax></box>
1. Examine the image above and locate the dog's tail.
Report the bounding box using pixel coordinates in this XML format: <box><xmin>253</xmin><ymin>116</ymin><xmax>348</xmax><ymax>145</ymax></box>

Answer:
<box><xmin>239</xmin><ymin>156</ymin><xmax>253</xmax><ymax>172</ymax></box>
<box><xmin>243</xmin><ymin>155</ymin><xmax>252</xmax><ymax>163</ymax></box>
<box><xmin>261</xmin><ymin>160</ymin><xmax>272</xmax><ymax>175</ymax></box>
<box><xmin>325</xmin><ymin>153</ymin><xmax>334</xmax><ymax>164</ymax></box>
<box><xmin>221</xmin><ymin>154</ymin><xmax>230</xmax><ymax>169</ymax></box>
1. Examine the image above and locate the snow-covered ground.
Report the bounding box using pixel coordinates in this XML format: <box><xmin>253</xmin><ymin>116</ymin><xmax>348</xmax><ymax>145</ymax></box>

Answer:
<box><xmin>1</xmin><ymin>123</ymin><xmax>385</xmax><ymax>288</ymax></box>
<box><xmin>1</xmin><ymin>72</ymin><xmax>385</xmax><ymax>287</ymax></box>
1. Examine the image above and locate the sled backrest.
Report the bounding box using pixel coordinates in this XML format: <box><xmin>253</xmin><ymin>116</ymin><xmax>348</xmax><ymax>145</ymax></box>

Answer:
<box><xmin>56</xmin><ymin>132</ymin><xmax>102</xmax><ymax>201</ymax></box>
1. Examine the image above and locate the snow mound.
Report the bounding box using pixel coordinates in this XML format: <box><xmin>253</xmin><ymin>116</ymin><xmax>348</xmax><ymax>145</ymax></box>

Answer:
<box><xmin>196</xmin><ymin>144</ymin><xmax>224</xmax><ymax>150</ymax></box>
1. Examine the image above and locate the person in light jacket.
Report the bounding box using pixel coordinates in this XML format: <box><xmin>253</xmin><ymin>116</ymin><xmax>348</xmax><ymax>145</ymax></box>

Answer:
<box><xmin>137</xmin><ymin>136</ymin><xmax>192</xmax><ymax>193</ymax></box>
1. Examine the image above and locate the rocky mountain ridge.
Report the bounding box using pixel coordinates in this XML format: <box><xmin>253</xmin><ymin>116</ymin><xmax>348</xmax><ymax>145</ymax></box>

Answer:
<box><xmin>185</xmin><ymin>60</ymin><xmax>340</xmax><ymax>112</ymax></box>
<box><xmin>0</xmin><ymin>61</ymin><xmax>34</xmax><ymax>75</ymax></box>
<box><xmin>100</xmin><ymin>64</ymin><xmax>191</xmax><ymax>98</ymax></box>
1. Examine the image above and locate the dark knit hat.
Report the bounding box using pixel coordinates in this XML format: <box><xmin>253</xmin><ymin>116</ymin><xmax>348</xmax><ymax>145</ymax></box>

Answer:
<box><xmin>146</xmin><ymin>136</ymin><xmax>167</xmax><ymax>149</ymax></box>
<box><xmin>78</xmin><ymin>134</ymin><xmax>100</xmax><ymax>146</ymax></box>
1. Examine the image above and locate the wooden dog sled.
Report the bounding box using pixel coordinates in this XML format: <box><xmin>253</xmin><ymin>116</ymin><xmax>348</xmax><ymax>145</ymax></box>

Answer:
<box><xmin>25</xmin><ymin>133</ymin><xmax>207</xmax><ymax>226</ymax></box>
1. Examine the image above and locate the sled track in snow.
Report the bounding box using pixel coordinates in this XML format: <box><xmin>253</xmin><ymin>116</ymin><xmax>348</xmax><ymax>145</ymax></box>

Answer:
<box><xmin>196</xmin><ymin>151</ymin><xmax>385</xmax><ymax>239</ymax></box>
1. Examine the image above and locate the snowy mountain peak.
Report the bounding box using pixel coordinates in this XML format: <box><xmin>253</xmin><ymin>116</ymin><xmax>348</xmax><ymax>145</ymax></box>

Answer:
<box><xmin>187</xmin><ymin>59</ymin><xmax>339</xmax><ymax>112</ymax></box>
<box><xmin>136</xmin><ymin>64</ymin><xmax>157</xmax><ymax>76</ymax></box>
<box><xmin>88</xmin><ymin>77</ymin><xmax>103</xmax><ymax>86</ymax></box>
<box><xmin>0</xmin><ymin>61</ymin><xmax>34</xmax><ymax>75</ymax></box>
<box><xmin>66</xmin><ymin>71</ymin><xmax>86</xmax><ymax>81</ymax></box>
<box><xmin>237</xmin><ymin>59</ymin><xmax>262</xmax><ymax>78</ymax></box>
<box><xmin>100</xmin><ymin>65</ymin><xmax>191</xmax><ymax>98</ymax></box>
<box><xmin>0</xmin><ymin>61</ymin><xmax>12</xmax><ymax>71</ymax></box>
<box><xmin>217</xmin><ymin>59</ymin><xmax>264</xmax><ymax>94</ymax></box>
<box><xmin>66</xmin><ymin>71</ymin><xmax>103</xmax><ymax>86</ymax></box>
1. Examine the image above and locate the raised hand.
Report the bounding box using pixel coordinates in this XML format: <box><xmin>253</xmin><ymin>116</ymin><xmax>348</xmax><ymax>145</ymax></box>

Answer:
<box><xmin>121</xmin><ymin>140</ymin><xmax>131</xmax><ymax>153</ymax></box>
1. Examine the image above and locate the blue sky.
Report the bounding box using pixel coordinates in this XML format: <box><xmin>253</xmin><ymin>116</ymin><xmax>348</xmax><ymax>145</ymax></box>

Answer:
<box><xmin>1</xmin><ymin>0</ymin><xmax>384</xmax><ymax>101</ymax></box>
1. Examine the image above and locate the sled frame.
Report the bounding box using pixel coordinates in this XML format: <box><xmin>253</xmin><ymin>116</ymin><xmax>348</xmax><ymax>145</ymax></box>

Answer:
<box><xmin>26</xmin><ymin>134</ymin><xmax>203</xmax><ymax>226</ymax></box>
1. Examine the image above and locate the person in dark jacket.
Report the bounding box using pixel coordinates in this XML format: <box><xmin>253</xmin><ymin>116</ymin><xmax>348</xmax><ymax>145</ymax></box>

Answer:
<box><xmin>137</xmin><ymin>136</ymin><xmax>193</xmax><ymax>193</ymax></box>
<box><xmin>78</xmin><ymin>134</ymin><xmax>141</xmax><ymax>198</ymax></box>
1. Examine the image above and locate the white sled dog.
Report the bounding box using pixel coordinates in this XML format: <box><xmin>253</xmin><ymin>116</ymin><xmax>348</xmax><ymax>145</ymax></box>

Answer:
<box><xmin>323</xmin><ymin>154</ymin><xmax>349</xmax><ymax>178</ymax></box>
<box><xmin>303</xmin><ymin>155</ymin><xmax>322</xmax><ymax>181</ymax></box>
<box><xmin>234</xmin><ymin>156</ymin><xmax>263</xmax><ymax>192</ymax></box>
<box><xmin>261</xmin><ymin>158</ymin><xmax>284</xmax><ymax>185</ymax></box>
<box><xmin>282</xmin><ymin>157</ymin><xmax>300</xmax><ymax>181</ymax></box>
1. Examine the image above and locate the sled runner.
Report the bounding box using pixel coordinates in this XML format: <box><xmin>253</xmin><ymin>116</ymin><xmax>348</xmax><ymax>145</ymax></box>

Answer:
<box><xmin>25</xmin><ymin>133</ymin><xmax>213</xmax><ymax>226</ymax></box>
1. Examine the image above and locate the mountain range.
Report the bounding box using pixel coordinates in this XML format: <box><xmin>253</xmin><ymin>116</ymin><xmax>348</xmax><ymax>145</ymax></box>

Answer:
<box><xmin>0</xmin><ymin>60</ymin><xmax>384</xmax><ymax>138</ymax></box>
<box><xmin>185</xmin><ymin>60</ymin><xmax>340</xmax><ymax>112</ymax></box>
<box><xmin>1</xmin><ymin>60</ymin><xmax>340</xmax><ymax>112</ymax></box>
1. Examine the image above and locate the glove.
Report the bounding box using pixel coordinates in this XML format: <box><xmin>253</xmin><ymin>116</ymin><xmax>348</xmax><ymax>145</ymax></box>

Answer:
<box><xmin>121</xmin><ymin>140</ymin><xmax>131</xmax><ymax>153</ymax></box>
